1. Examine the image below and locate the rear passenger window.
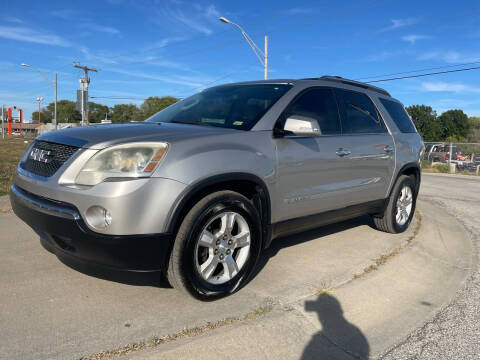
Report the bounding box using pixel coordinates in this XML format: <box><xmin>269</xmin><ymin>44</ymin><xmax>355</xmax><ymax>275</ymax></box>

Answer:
<box><xmin>379</xmin><ymin>98</ymin><xmax>417</xmax><ymax>133</ymax></box>
<box><xmin>334</xmin><ymin>89</ymin><xmax>386</xmax><ymax>134</ymax></box>
<box><xmin>285</xmin><ymin>88</ymin><xmax>341</xmax><ymax>135</ymax></box>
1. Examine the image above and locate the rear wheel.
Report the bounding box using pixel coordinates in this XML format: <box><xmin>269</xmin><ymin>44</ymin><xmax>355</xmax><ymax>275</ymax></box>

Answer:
<box><xmin>372</xmin><ymin>175</ymin><xmax>417</xmax><ymax>234</ymax></box>
<box><xmin>167</xmin><ymin>191</ymin><xmax>262</xmax><ymax>300</ymax></box>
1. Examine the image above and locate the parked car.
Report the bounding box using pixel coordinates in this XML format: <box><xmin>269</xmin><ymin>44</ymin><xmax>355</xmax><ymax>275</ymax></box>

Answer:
<box><xmin>10</xmin><ymin>76</ymin><xmax>424</xmax><ymax>300</ymax></box>
<box><xmin>423</xmin><ymin>143</ymin><xmax>458</xmax><ymax>164</ymax></box>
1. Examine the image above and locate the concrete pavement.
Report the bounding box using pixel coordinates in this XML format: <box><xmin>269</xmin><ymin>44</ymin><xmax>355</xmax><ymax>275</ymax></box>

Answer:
<box><xmin>380</xmin><ymin>173</ymin><xmax>480</xmax><ymax>360</ymax></box>
<box><xmin>0</xmin><ymin>174</ymin><xmax>476</xmax><ymax>359</ymax></box>
<box><xmin>125</xmin><ymin>199</ymin><xmax>473</xmax><ymax>360</ymax></box>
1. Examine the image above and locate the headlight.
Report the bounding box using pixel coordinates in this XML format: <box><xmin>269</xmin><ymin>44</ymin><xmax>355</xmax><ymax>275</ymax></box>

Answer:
<box><xmin>75</xmin><ymin>142</ymin><xmax>169</xmax><ymax>186</ymax></box>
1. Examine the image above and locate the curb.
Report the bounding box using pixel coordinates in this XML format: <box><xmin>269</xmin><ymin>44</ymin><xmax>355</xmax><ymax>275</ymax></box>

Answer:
<box><xmin>422</xmin><ymin>172</ymin><xmax>480</xmax><ymax>180</ymax></box>
<box><xmin>80</xmin><ymin>200</ymin><xmax>473</xmax><ymax>360</ymax></box>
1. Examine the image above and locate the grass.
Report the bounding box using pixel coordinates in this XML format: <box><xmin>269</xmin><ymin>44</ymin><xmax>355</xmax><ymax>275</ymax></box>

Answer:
<box><xmin>0</xmin><ymin>137</ymin><xmax>32</xmax><ymax>196</ymax></box>
<box><xmin>353</xmin><ymin>210</ymin><xmax>422</xmax><ymax>280</ymax></box>
<box><xmin>314</xmin><ymin>281</ymin><xmax>334</xmax><ymax>296</ymax></box>
<box><xmin>422</xmin><ymin>160</ymin><xmax>450</xmax><ymax>174</ymax></box>
<box><xmin>432</xmin><ymin>163</ymin><xmax>450</xmax><ymax>173</ymax></box>
<box><xmin>80</xmin><ymin>304</ymin><xmax>273</xmax><ymax>360</ymax></box>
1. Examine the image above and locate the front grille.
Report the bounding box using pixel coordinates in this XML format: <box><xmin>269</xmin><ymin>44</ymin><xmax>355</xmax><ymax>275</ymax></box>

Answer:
<box><xmin>20</xmin><ymin>140</ymin><xmax>79</xmax><ymax>178</ymax></box>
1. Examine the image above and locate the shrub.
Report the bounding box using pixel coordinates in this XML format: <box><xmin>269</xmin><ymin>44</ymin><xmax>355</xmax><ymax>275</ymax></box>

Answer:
<box><xmin>432</xmin><ymin>163</ymin><xmax>449</xmax><ymax>173</ymax></box>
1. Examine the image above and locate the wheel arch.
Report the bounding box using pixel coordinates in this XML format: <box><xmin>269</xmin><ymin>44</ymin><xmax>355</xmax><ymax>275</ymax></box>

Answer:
<box><xmin>390</xmin><ymin>162</ymin><xmax>421</xmax><ymax>197</ymax></box>
<box><xmin>165</xmin><ymin>173</ymin><xmax>272</xmax><ymax>248</ymax></box>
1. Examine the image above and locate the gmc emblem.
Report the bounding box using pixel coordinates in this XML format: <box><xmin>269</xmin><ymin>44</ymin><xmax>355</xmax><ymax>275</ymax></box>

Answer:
<box><xmin>29</xmin><ymin>148</ymin><xmax>52</xmax><ymax>163</ymax></box>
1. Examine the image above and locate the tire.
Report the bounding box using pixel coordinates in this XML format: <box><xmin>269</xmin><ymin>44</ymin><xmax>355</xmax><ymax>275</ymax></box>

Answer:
<box><xmin>167</xmin><ymin>190</ymin><xmax>262</xmax><ymax>300</ymax></box>
<box><xmin>372</xmin><ymin>175</ymin><xmax>417</xmax><ymax>234</ymax></box>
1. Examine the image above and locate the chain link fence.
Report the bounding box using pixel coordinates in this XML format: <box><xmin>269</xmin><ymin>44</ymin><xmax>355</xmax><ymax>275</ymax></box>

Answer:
<box><xmin>423</xmin><ymin>142</ymin><xmax>480</xmax><ymax>175</ymax></box>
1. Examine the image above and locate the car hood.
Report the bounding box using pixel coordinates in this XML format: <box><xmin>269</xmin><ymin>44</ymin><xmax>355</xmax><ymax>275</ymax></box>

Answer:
<box><xmin>36</xmin><ymin>122</ymin><xmax>238</xmax><ymax>149</ymax></box>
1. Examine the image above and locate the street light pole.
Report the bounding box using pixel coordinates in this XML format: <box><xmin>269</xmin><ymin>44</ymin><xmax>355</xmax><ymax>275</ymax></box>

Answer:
<box><xmin>36</xmin><ymin>97</ymin><xmax>43</xmax><ymax>135</ymax></box>
<box><xmin>219</xmin><ymin>17</ymin><xmax>268</xmax><ymax>80</ymax></box>
<box><xmin>21</xmin><ymin>63</ymin><xmax>57</xmax><ymax>129</ymax></box>
<box><xmin>264</xmin><ymin>35</ymin><xmax>268</xmax><ymax>81</ymax></box>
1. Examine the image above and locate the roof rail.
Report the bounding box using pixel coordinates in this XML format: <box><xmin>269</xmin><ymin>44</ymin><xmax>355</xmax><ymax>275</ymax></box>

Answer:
<box><xmin>302</xmin><ymin>76</ymin><xmax>391</xmax><ymax>97</ymax></box>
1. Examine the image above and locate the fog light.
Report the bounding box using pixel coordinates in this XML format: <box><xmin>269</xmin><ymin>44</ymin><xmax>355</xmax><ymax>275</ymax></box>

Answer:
<box><xmin>85</xmin><ymin>206</ymin><xmax>112</xmax><ymax>230</ymax></box>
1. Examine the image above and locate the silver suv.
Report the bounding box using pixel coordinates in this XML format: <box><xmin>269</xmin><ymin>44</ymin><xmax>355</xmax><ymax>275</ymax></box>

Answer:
<box><xmin>11</xmin><ymin>76</ymin><xmax>424</xmax><ymax>300</ymax></box>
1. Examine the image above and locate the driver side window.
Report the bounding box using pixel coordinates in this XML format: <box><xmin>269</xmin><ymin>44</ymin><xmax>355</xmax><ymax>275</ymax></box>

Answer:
<box><xmin>283</xmin><ymin>88</ymin><xmax>341</xmax><ymax>135</ymax></box>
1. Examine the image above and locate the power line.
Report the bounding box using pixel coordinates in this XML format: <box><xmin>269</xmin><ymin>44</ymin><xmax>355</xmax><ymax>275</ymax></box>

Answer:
<box><xmin>366</xmin><ymin>65</ymin><xmax>480</xmax><ymax>83</ymax></box>
<box><xmin>356</xmin><ymin>60</ymin><xmax>480</xmax><ymax>81</ymax></box>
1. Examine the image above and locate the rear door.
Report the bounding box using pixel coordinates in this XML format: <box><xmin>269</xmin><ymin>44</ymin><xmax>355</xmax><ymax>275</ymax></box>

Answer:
<box><xmin>333</xmin><ymin>88</ymin><xmax>395</xmax><ymax>204</ymax></box>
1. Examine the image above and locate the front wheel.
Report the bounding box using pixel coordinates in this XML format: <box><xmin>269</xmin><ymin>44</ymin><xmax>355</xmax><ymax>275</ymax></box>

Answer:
<box><xmin>372</xmin><ymin>175</ymin><xmax>417</xmax><ymax>234</ymax></box>
<box><xmin>167</xmin><ymin>191</ymin><xmax>262</xmax><ymax>300</ymax></box>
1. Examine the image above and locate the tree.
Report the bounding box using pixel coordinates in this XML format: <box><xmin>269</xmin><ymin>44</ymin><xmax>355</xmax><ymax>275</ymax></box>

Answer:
<box><xmin>140</xmin><ymin>96</ymin><xmax>179</xmax><ymax>119</ymax></box>
<box><xmin>110</xmin><ymin>104</ymin><xmax>143</xmax><ymax>123</ymax></box>
<box><xmin>405</xmin><ymin>105</ymin><xmax>442</xmax><ymax>141</ymax></box>
<box><xmin>88</xmin><ymin>102</ymin><xmax>110</xmax><ymax>123</ymax></box>
<box><xmin>438</xmin><ymin>109</ymin><xmax>470</xmax><ymax>140</ymax></box>
<box><xmin>45</xmin><ymin>100</ymin><xmax>81</xmax><ymax>123</ymax></box>
<box><xmin>468</xmin><ymin>116</ymin><xmax>480</xmax><ymax>142</ymax></box>
<box><xmin>31</xmin><ymin>108</ymin><xmax>52</xmax><ymax>124</ymax></box>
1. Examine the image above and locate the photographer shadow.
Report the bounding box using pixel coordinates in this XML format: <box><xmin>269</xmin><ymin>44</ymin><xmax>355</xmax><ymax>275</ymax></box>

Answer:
<box><xmin>302</xmin><ymin>293</ymin><xmax>369</xmax><ymax>360</ymax></box>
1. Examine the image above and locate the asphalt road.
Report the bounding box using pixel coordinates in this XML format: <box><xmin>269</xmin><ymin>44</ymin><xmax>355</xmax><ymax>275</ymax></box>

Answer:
<box><xmin>380</xmin><ymin>173</ymin><xmax>480</xmax><ymax>360</ymax></box>
<box><xmin>0</xmin><ymin>173</ymin><xmax>478</xmax><ymax>360</ymax></box>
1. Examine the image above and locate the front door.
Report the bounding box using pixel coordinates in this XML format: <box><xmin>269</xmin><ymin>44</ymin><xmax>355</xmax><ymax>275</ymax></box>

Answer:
<box><xmin>274</xmin><ymin>87</ymin><xmax>354</xmax><ymax>223</ymax></box>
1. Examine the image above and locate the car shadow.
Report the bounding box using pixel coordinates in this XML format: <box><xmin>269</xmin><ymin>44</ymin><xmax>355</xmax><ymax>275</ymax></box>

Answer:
<box><xmin>249</xmin><ymin>214</ymin><xmax>375</xmax><ymax>282</ymax></box>
<box><xmin>57</xmin><ymin>215</ymin><xmax>373</xmax><ymax>290</ymax></box>
<box><xmin>56</xmin><ymin>256</ymin><xmax>170</xmax><ymax>288</ymax></box>
<box><xmin>301</xmin><ymin>293</ymin><xmax>370</xmax><ymax>359</ymax></box>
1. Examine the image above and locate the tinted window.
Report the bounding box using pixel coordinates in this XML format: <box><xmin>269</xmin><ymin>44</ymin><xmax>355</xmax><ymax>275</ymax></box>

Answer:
<box><xmin>284</xmin><ymin>88</ymin><xmax>341</xmax><ymax>135</ymax></box>
<box><xmin>334</xmin><ymin>89</ymin><xmax>386</xmax><ymax>134</ymax></box>
<box><xmin>380</xmin><ymin>98</ymin><xmax>416</xmax><ymax>133</ymax></box>
<box><xmin>146</xmin><ymin>84</ymin><xmax>292</xmax><ymax>131</ymax></box>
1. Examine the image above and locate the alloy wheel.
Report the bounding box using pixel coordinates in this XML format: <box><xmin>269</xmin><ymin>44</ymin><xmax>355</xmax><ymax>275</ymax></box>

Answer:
<box><xmin>194</xmin><ymin>211</ymin><xmax>251</xmax><ymax>285</ymax></box>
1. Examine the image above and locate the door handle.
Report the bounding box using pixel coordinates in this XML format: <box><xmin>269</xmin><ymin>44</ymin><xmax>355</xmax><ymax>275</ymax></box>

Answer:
<box><xmin>384</xmin><ymin>145</ymin><xmax>394</xmax><ymax>153</ymax></box>
<box><xmin>336</xmin><ymin>148</ymin><xmax>351</xmax><ymax>157</ymax></box>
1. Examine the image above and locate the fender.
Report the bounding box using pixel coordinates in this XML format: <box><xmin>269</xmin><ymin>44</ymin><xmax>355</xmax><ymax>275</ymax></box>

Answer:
<box><xmin>165</xmin><ymin>172</ymin><xmax>272</xmax><ymax>246</ymax></box>
<box><xmin>389</xmin><ymin>162</ymin><xmax>421</xmax><ymax>198</ymax></box>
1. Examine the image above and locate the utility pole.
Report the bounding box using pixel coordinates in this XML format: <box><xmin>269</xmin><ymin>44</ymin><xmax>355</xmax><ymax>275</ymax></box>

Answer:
<box><xmin>36</xmin><ymin>97</ymin><xmax>43</xmax><ymax>135</ymax></box>
<box><xmin>73</xmin><ymin>63</ymin><xmax>98</xmax><ymax>126</ymax></box>
<box><xmin>54</xmin><ymin>73</ymin><xmax>57</xmax><ymax>130</ymax></box>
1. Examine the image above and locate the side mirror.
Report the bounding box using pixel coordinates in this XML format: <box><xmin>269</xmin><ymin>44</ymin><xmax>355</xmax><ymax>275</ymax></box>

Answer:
<box><xmin>283</xmin><ymin>115</ymin><xmax>322</xmax><ymax>137</ymax></box>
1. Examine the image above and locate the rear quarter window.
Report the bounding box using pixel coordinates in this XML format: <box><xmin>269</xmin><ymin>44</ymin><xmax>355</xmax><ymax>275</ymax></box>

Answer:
<box><xmin>379</xmin><ymin>98</ymin><xmax>417</xmax><ymax>133</ymax></box>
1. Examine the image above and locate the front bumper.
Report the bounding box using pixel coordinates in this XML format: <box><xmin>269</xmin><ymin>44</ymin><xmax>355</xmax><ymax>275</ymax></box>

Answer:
<box><xmin>14</xmin><ymin>167</ymin><xmax>187</xmax><ymax>236</ymax></box>
<box><xmin>10</xmin><ymin>185</ymin><xmax>173</xmax><ymax>273</ymax></box>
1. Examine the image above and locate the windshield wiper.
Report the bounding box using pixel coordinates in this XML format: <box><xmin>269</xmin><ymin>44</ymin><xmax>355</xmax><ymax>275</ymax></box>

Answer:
<box><xmin>171</xmin><ymin>120</ymin><xmax>201</xmax><ymax>125</ymax></box>
<box><xmin>171</xmin><ymin>120</ymin><xmax>216</xmax><ymax>127</ymax></box>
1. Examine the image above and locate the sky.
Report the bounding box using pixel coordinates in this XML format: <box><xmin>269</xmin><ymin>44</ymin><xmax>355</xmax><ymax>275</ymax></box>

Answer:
<box><xmin>1</xmin><ymin>0</ymin><xmax>480</xmax><ymax>122</ymax></box>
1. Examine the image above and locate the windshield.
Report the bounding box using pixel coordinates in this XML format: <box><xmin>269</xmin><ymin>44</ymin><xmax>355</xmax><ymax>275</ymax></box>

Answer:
<box><xmin>146</xmin><ymin>84</ymin><xmax>292</xmax><ymax>130</ymax></box>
